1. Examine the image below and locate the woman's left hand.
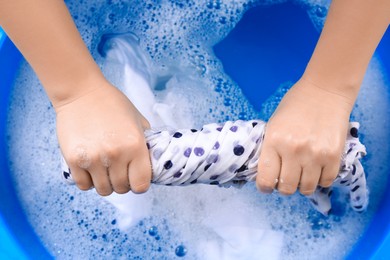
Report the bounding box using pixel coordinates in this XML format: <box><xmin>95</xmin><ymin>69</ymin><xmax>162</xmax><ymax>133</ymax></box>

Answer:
<box><xmin>256</xmin><ymin>78</ymin><xmax>354</xmax><ymax>195</ymax></box>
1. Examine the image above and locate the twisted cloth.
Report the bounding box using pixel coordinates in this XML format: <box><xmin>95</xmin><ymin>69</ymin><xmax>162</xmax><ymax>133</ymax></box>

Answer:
<box><xmin>61</xmin><ymin>120</ymin><xmax>368</xmax><ymax>215</ymax></box>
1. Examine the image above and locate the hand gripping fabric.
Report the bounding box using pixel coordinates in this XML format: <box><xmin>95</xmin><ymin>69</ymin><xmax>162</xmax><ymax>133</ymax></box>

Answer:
<box><xmin>61</xmin><ymin>120</ymin><xmax>368</xmax><ymax>215</ymax></box>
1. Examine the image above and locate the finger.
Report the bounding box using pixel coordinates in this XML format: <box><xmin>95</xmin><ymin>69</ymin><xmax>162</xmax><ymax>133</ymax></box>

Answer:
<box><xmin>140</xmin><ymin>116</ymin><xmax>151</xmax><ymax>130</ymax></box>
<box><xmin>128</xmin><ymin>148</ymin><xmax>152</xmax><ymax>194</ymax></box>
<box><xmin>299</xmin><ymin>164</ymin><xmax>322</xmax><ymax>195</ymax></box>
<box><xmin>319</xmin><ymin>160</ymin><xmax>340</xmax><ymax>187</ymax></box>
<box><xmin>256</xmin><ymin>148</ymin><xmax>281</xmax><ymax>194</ymax></box>
<box><xmin>89</xmin><ymin>165</ymin><xmax>113</xmax><ymax>196</ymax></box>
<box><xmin>276</xmin><ymin>157</ymin><xmax>301</xmax><ymax>196</ymax></box>
<box><xmin>69</xmin><ymin>166</ymin><xmax>93</xmax><ymax>191</ymax></box>
<box><xmin>109</xmin><ymin>160</ymin><xmax>131</xmax><ymax>194</ymax></box>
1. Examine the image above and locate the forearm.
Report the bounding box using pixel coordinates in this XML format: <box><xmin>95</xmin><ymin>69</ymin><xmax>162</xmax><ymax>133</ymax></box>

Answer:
<box><xmin>303</xmin><ymin>0</ymin><xmax>390</xmax><ymax>103</ymax></box>
<box><xmin>0</xmin><ymin>0</ymin><xmax>103</xmax><ymax>107</ymax></box>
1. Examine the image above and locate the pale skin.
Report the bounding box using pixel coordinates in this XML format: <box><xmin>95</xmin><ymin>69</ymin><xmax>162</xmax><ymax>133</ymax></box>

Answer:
<box><xmin>257</xmin><ymin>0</ymin><xmax>390</xmax><ymax>196</ymax></box>
<box><xmin>0</xmin><ymin>0</ymin><xmax>389</xmax><ymax>197</ymax></box>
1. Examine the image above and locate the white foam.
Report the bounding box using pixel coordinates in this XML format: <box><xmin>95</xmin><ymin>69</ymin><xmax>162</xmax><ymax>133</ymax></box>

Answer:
<box><xmin>5</xmin><ymin>0</ymin><xmax>390</xmax><ymax>259</ymax></box>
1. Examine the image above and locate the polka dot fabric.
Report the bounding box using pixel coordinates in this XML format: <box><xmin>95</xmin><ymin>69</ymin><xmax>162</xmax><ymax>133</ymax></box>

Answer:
<box><xmin>61</xmin><ymin>120</ymin><xmax>368</xmax><ymax>215</ymax></box>
<box><xmin>145</xmin><ymin>120</ymin><xmax>263</xmax><ymax>186</ymax></box>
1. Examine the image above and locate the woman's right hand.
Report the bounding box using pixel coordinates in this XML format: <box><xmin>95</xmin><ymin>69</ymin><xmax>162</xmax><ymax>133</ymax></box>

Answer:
<box><xmin>56</xmin><ymin>79</ymin><xmax>152</xmax><ymax>196</ymax></box>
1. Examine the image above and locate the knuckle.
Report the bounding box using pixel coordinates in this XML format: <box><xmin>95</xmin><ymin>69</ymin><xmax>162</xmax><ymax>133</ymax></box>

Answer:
<box><xmin>103</xmin><ymin>146</ymin><xmax>121</xmax><ymax>160</ymax></box>
<box><xmin>327</xmin><ymin>149</ymin><xmax>340</xmax><ymax>162</ymax></box>
<box><xmin>76</xmin><ymin>183</ymin><xmax>92</xmax><ymax>191</ymax></box>
<box><xmin>67</xmin><ymin>153</ymin><xmax>83</xmax><ymax>167</ymax></box>
<box><xmin>321</xmin><ymin>169</ymin><xmax>338</xmax><ymax>186</ymax></box>
<box><xmin>267</xmin><ymin>131</ymin><xmax>280</xmax><ymax>143</ymax></box>
<box><xmin>256</xmin><ymin>176</ymin><xmax>276</xmax><ymax>190</ymax></box>
<box><xmin>257</xmin><ymin>157</ymin><xmax>277</xmax><ymax>171</ymax></box>
<box><xmin>290</xmin><ymin>140</ymin><xmax>305</xmax><ymax>152</ymax></box>
<box><xmin>277</xmin><ymin>185</ymin><xmax>296</xmax><ymax>195</ymax></box>
<box><xmin>96</xmin><ymin>187</ymin><xmax>113</xmax><ymax>196</ymax></box>
<box><xmin>284</xmin><ymin>139</ymin><xmax>307</xmax><ymax>155</ymax></box>
<box><xmin>114</xmin><ymin>186</ymin><xmax>130</xmax><ymax>194</ymax></box>
<box><xmin>111</xmin><ymin>178</ymin><xmax>131</xmax><ymax>194</ymax></box>
<box><xmin>131</xmin><ymin>182</ymin><xmax>150</xmax><ymax>194</ymax></box>
<box><xmin>257</xmin><ymin>162</ymin><xmax>269</xmax><ymax>171</ymax></box>
<box><xmin>299</xmin><ymin>188</ymin><xmax>315</xmax><ymax>196</ymax></box>
<box><xmin>126</xmin><ymin>134</ymin><xmax>144</xmax><ymax>149</ymax></box>
<box><xmin>70</xmin><ymin>146</ymin><xmax>94</xmax><ymax>169</ymax></box>
<box><xmin>265</xmin><ymin>131</ymin><xmax>287</xmax><ymax>147</ymax></box>
<box><xmin>319</xmin><ymin>146</ymin><xmax>339</xmax><ymax>161</ymax></box>
<box><xmin>84</xmin><ymin>154</ymin><xmax>100</xmax><ymax>169</ymax></box>
<box><xmin>76</xmin><ymin>181</ymin><xmax>92</xmax><ymax>191</ymax></box>
<box><xmin>257</xmin><ymin>182</ymin><xmax>274</xmax><ymax>191</ymax></box>
<box><xmin>319</xmin><ymin>179</ymin><xmax>334</xmax><ymax>187</ymax></box>
<box><xmin>299</xmin><ymin>179</ymin><xmax>318</xmax><ymax>190</ymax></box>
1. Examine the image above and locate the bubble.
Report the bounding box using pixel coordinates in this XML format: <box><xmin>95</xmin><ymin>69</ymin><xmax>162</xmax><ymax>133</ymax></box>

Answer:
<box><xmin>223</xmin><ymin>97</ymin><xmax>232</xmax><ymax>106</ymax></box>
<box><xmin>313</xmin><ymin>5</ymin><xmax>327</xmax><ymax>18</ymax></box>
<box><xmin>175</xmin><ymin>245</ymin><xmax>187</xmax><ymax>257</ymax></box>
<box><xmin>148</xmin><ymin>226</ymin><xmax>158</xmax><ymax>236</ymax></box>
<box><xmin>219</xmin><ymin>16</ymin><xmax>227</xmax><ymax>24</ymax></box>
<box><xmin>6</xmin><ymin>0</ymin><xmax>390</xmax><ymax>259</ymax></box>
<box><xmin>196</xmin><ymin>64</ymin><xmax>207</xmax><ymax>75</ymax></box>
<box><xmin>238</xmin><ymin>111</ymin><xmax>248</xmax><ymax>120</ymax></box>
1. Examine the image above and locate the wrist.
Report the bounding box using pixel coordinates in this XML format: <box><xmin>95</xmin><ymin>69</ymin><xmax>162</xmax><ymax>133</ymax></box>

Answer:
<box><xmin>300</xmin><ymin>69</ymin><xmax>361</xmax><ymax>105</ymax></box>
<box><xmin>48</xmin><ymin>69</ymin><xmax>107</xmax><ymax>110</ymax></box>
<box><xmin>293</xmin><ymin>76</ymin><xmax>357</xmax><ymax>115</ymax></box>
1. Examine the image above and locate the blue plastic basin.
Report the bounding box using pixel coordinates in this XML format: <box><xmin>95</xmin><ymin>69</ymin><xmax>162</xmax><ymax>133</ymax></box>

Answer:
<box><xmin>0</xmin><ymin>3</ymin><xmax>389</xmax><ymax>259</ymax></box>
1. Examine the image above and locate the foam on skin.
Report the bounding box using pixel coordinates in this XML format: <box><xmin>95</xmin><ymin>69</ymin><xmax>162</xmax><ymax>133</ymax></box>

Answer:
<box><xmin>5</xmin><ymin>0</ymin><xmax>390</xmax><ymax>259</ymax></box>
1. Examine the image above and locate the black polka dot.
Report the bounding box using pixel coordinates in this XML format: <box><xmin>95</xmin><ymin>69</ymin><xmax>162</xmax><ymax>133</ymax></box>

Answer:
<box><xmin>190</xmin><ymin>179</ymin><xmax>198</xmax><ymax>184</ymax></box>
<box><xmin>173</xmin><ymin>171</ymin><xmax>182</xmax><ymax>178</ymax></box>
<box><xmin>63</xmin><ymin>171</ymin><xmax>70</xmax><ymax>179</ymax></box>
<box><xmin>252</xmin><ymin>122</ymin><xmax>258</xmax><ymax>127</ymax></box>
<box><xmin>233</xmin><ymin>145</ymin><xmax>245</xmax><ymax>156</ymax></box>
<box><xmin>191</xmin><ymin>129</ymin><xmax>198</xmax><ymax>133</ymax></box>
<box><xmin>229</xmin><ymin>164</ymin><xmax>238</xmax><ymax>172</ymax></box>
<box><xmin>350</xmin><ymin>127</ymin><xmax>358</xmax><ymax>138</ymax></box>
<box><xmin>184</xmin><ymin>148</ymin><xmax>192</xmax><ymax>157</ymax></box>
<box><xmin>194</xmin><ymin>147</ymin><xmax>205</xmax><ymax>156</ymax></box>
<box><xmin>352</xmin><ymin>165</ymin><xmax>356</xmax><ymax>175</ymax></box>
<box><xmin>173</xmin><ymin>132</ymin><xmax>183</xmax><ymax>138</ymax></box>
<box><xmin>210</xmin><ymin>175</ymin><xmax>219</xmax><ymax>180</ymax></box>
<box><xmin>204</xmin><ymin>164</ymin><xmax>212</xmax><ymax>171</ymax></box>
<box><xmin>146</xmin><ymin>143</ymin><xmax>150</xmax><ymax>149</ymax></box>
<box><xmin>164</xmin><ymin>160</ymin><xmax>173</xmax><ymax>170</ymax></box>
<box><xmin>230</xmin><ymin>126</ymin><xmax>238</xmax><ymax>132</ymax></box>
<box><xmin>351</xmin><ymin>185</ymin><xmax>360</xmax><ymax>192</ymax></box>
<box><xmin>210</xmin><ymin>181</ymin><xmax>219</xmax><ymax>185</ymax></box>
<box><xmin>310</xmin><ymin>198</ymin><xmax>318</xmax><ymax>206</ymax></box>
<box><xmin>236</xmin><ymin>164</ymin><xmax>248</xmax><ymax>173</ymax></box>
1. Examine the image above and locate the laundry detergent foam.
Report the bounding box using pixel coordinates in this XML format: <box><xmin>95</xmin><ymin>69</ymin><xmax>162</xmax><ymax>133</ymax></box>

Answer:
<box><xmin>6</xmin><ymin>0</ymin><xmax>390</xmax><ymax>259</ymax></box>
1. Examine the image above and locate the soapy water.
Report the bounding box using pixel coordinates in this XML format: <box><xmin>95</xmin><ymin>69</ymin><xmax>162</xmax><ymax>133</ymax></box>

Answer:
<box><xmin>5</xmin><ymin>0</ymin><xmax>390</xmax><ymax>259</ymax></box>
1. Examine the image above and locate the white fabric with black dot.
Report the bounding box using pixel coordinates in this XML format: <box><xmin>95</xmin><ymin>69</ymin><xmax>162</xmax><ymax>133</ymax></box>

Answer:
<box><xmin>61</xmin><ymin>120</ymin><xmax>368</xmax><ymax>216</ymax></box>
